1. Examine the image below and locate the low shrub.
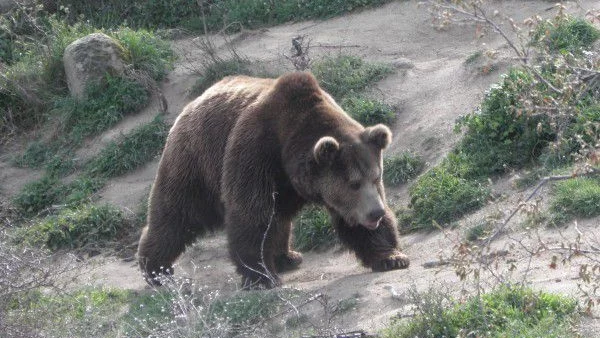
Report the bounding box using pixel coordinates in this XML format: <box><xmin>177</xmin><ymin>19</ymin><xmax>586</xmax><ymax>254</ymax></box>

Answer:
<box><xmin>455</xmin><ymin>69</ymin><xmax>555</xmax><ymax>179</ymax></box>
<box><xmin>533</xmin><ymin>16</ymin><xmax>600</xmax><ymax>53</ymax></box>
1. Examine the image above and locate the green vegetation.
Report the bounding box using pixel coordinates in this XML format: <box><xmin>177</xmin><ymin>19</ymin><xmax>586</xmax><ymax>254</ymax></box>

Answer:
<box><xmin>409</xmin><ymin>161</ymin><xmax>490</xmax><ymax>229</ymax></box>
<box><xmin>383</xmin><ymin>152</ymin><xmax>425</xmax><ymax>186</ymax></box>
<box><xmin>4</xmin><ymin>285</ymin><xmax>300</xmax><ymax>338</ymax></box>
<box><xmin>57</xmin><ymin>76</ymin><xmax>149</xmax><ymax>143</ymax></box>
<box><xmin>113</xmin><ymin>27</ymin><xmax>174</xmax><ymax>80</ymax></box>
<box><xmin>0</xmin><ymin>14</ymin><xmax>172</xmax><ymax>139</ymax></box>
<box><xmin>293</xmin><ymin>205</ymin><xmax>337</xmax><ymax>252</ymax></box>
<box><xmin>52</xmin><ymin>0</ymin><xmax>395</xmax><ymax>31</ymax></box>
<box><xmin>12</xmin><ymin>175</ymin><xmax>63</xmax><ymax>216</ymax></box>
<box><xmin>550</xmin><ymin>177</ymin><xmax>600</xmax><ymax>225</ymax></box>
<box><xmin>209</xmin><ymin>291</ymin><xmax>282</xmax><ymax>325</ymax></box>
<box><xmin>312</xmin><ymin>55</ymin><xmax>392</xmax><ymax>99</ymax></box>
<box><xmin>382</xmin><ymin>286</ymin><xmax>578</xmax><ymax>338</ymax></box>
<box><xmin>534</xmin><ymin>17</ymin><xmax>600</xmax><ymax>53</ymax></box>
<box><xmin>341</xmin><ymin>96</ymin><xmax>395</xmax><ymax>126</ymax></box>
<box><xmin>15</xmin><ymin>204</ymin><xmax>128</xmax><ymax>250</ymax></box>
<box><xmin>13</xmin><ymin>117</ymin><xmax>167</xmax><ymax>216</ymax></box>
<box><xmin>455</xmin><ymin>69</ymin><xmax>554</xmax><ymax>179</ymax></box>
<box><xmin>85</xmin><ymin>116</ymin><xmax>168</xmax><ymax>178</ymax></box>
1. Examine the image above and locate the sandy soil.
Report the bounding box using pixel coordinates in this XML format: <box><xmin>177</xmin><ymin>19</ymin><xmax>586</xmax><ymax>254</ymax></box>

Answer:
<box><xmin>2</xmin><ymin>0</ymin><xmax>600</xmax><ymax>336</ymax></box>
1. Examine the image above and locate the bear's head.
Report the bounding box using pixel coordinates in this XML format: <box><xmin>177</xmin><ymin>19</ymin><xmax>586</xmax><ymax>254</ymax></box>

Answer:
<box><xmin>312</xmin><ymin>124</ymin><xmax>391</xmax><ymax>230</ymax></box>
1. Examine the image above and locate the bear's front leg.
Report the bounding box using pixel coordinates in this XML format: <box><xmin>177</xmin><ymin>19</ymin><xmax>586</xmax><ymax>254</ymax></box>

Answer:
<box><xmin>331</xmin><ymin>208</ymin><xmax>409</xmax><ymax>271</ymax></box>
<box><xmin>226</xmin><ymin>217</ymin><xmax>282</xmax><ymax>289</ymax></box>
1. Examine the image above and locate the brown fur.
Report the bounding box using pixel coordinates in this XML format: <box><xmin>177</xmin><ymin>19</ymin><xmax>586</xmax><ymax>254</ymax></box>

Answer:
<box><xmin>137</xmin><ymin>72</ymin><xmax>409</xmax><ymax>288</ymax></box>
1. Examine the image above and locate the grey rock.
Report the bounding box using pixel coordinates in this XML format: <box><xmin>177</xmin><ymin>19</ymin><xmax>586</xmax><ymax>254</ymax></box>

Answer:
<box><xmin>63</xmin><ymin>33</ymin><xmax>126</xmax><ymax>98</ymax></box>
<box><xmin>392</xmin><ymin>57</ymin><xmax>414</xmax><ymax>69</ymax></box>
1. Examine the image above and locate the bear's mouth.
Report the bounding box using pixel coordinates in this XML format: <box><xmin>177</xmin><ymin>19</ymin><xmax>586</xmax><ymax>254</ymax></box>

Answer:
<box><xmin>361</xmin><ymin>218</ymin><xmax>381</xmax><ymax>231</ymax></box>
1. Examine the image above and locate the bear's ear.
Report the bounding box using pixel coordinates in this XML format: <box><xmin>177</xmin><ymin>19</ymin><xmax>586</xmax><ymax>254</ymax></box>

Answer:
<box><xmin>274</xmin><ymin>72</ymin><xmax>321</xmax><ymax>105</ymax></box>
<box><xmin>362</xmin><ymin>124</ymin><xmax>392</xmax><ymax>150</ymax></box>
<box><xmin>313</xmin><ymin>136</ymin><xmax>340</xmax><ymax>165</ymax></box>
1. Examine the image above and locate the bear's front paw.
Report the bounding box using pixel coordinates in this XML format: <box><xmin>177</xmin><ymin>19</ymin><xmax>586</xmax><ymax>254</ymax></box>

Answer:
<box><xmin>371</xmin><ymin>251</ymin><xmax>409</xmax><ymax>272</ymax></box>
<box><xmin>275</xmin><ymin>250</ymin><xmax>303</xmax><ymax>272</ymax></box>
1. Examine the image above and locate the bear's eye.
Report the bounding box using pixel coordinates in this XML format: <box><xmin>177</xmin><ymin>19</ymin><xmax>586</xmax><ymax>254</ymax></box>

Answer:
<box><xmin>372</xmin><ymin>178</ymin><xmax>379</xmax><ymax>184</ymax></box>
<box><xmin>350</xmin><ymin>181</ymin><xmax>361</xmax><ymax>190</ymax></box>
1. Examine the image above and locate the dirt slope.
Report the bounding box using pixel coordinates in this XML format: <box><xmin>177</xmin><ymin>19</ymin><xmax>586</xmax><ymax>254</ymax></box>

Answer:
<box><xmin>2</xmin><ymin>0</ymin><xmax>600</xmax><ymax>335</ymax></box>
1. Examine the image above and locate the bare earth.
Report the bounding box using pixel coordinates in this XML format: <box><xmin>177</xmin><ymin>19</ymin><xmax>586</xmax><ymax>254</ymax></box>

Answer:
<box><xmin>2</xmin><ymin>0</ymin><xmax>600</xmax><ymax>335</ymax></box>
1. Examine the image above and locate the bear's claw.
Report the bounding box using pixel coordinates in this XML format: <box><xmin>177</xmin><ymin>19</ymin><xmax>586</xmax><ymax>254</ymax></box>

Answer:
<box><xmin>372</xmin><ymin>251</ymin><xmax>410</xmax><ymax>272</ymax></box>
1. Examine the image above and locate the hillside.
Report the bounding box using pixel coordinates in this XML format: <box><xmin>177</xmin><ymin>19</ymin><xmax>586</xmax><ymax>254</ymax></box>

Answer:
<box><xmin>1</xmin><ymin>1</ymin><xmax>600</xmax><ymax>337</ymax></box>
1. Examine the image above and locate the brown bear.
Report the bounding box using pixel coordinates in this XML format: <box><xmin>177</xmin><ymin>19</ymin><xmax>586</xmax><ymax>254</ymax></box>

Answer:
<box><xmin>137</xmin><ymin>72</ymin><xmax>409</xmax><ymax>288</ymax></box>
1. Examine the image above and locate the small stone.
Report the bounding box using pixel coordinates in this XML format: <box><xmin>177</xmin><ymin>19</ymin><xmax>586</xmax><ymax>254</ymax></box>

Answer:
<box><xmin>392</xmin><ymin>57</ymin><xmax>414</xmax><ymax>69</ymax></box>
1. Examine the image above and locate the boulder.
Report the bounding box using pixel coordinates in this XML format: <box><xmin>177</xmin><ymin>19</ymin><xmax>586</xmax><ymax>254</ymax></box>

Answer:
<box><xmin>63</xmin><ymin>33</ymin><xmax>126</xmax><ymax>98</ymax></box>
<box><xmin>0</xmin><ymin>0</ymin><xmax>15</xmax><ymax>13</ymax></box>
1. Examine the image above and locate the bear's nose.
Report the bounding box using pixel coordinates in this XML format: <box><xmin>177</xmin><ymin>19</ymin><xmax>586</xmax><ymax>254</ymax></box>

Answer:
<box><xmin>367</xmin><ymin>208</ymin><xmax>385</xmax><ymax>223</ymax></box>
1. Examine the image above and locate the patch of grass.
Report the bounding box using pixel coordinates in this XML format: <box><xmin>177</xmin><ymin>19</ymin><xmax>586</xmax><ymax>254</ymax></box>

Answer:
<box><xmin>550</xmin><ymin>177</ymin><xmax>600</xmax><ymax>225</ymax></box>
<box><xmin>53</xmin><ymin>0</ymin><xmax>394</xmax><ymax>31</ymax></box>
<box><xmin>409</xmin><ymin>160</ymin><xmax>490</xmax><ymax>229</ymax></box>
<box><xmin>465</xmin><ymin>50</ymin><xmax>483</xmax><ymax>64</ymax></box>
<box><xmin>293</xmin><ymin>205</ymin><xmax>337</xmax><ymax>252</ymax></box>
<box><xmin>466</xmin><ymin>220</ymin><xmax>494</xmax><ymax>242</ymax></box>
<box><xmin>15</xmin><ymin>203</ymin><xmax>128</xmax><ymax>250</ymax></box>
<box><xmin>85</xmin><ymin>116</ymin><xmax>168</xmax><ymax>178</ymax></box>
<box><xmin>12</xmin><ymin>175</ymin><xmax>62</xmax><ymax>216</ymax></box>
<box><xmin>209</xmin><ymin>291</ymin><xmax>282</xmax><ymax>325</ymax></box>
<box><xmin>383</xmin><ymin>152</ymin><xmax>425</xmax><ymax>186</ymax></box>
<box><xmin>312</xmin><ymin>55</ymin><xmax>392</xmax><ymax>99</ymax></box>
<box><xmin>190</xmin><ymin>58</ymin><xmax>253</xmax><ymax>97</ymax></box>
<box><xmin>341</xmin><ymin>95</ymin><xmax>396</xmax><ymax>126</ymax></box>
<box><xmin>534</xmin><ymin>16</ymin><xmax>600</xmax><ymax>53</ymax></box>
<box><xmin>112</xmin><ymin>27</ymin><xmax>174</xmax><ymax>80</ymax></box>
<box><xmin>56</xmin><ymin>75</ymin><xmax>149</xmax><ymax>143</ymax></box>
<box><xmin>5</xmin><ymin>287</ymin><xmax>131</xmax><ymax>338</ymax></box>
<box><xmin>381</xmin><ymin>285</ymin><xmax>578</xmax><ymax>338</ymax></box>
<box><xmin>13</xmin><ymin>141</ymin><xmax>54</xmax><ymax>168</ymax></box>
